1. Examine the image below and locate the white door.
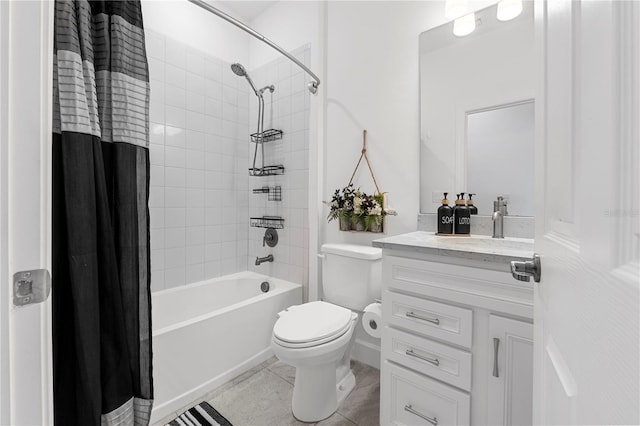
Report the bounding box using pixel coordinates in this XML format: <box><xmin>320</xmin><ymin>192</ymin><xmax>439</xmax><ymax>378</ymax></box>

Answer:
<box><xmin>0</xmin><ymin>1</ymin><xmax>54</xmax><ymax>424</ymax></box>
<box><xmin>534</xmin><ymin>0</ymin><xmax>639</xmax><ymax>424</ymax></box>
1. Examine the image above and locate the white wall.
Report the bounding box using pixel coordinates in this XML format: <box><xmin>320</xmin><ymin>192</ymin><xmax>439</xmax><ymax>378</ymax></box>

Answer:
<box><xmin>323</xmin><ymin>1</ymin><xmax>446</xmax><ymax>246</ymax></box>
<box><xmin>145</xmin><ymin>29</ymin><xmax>251</xmax><ymax>291</ymax></box>
<box><xmin>142</xmin><ymin>0</ymin><xmax>249</xmax><ymax>64</ymax></box>
<box><xmin>249</xmin><ymin>1</ymin><xmax>320</xmax><ymax>70</ymax></box>
<box><xmin>142</xmin><ymin>1</ymin><xmax>253</xmax><ymax>291</ymax></box>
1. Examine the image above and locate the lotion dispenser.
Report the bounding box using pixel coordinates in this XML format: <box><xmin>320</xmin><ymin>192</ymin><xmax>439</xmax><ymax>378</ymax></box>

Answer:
<box><xmin>454</xmin><ymin>192</ymin><xmax>471</xmax><ymax>234</ymax></box>
<box><xmin>437</xmin><ymin>192</ymin><xmax>454</xmax><ymax>235</ymax></box>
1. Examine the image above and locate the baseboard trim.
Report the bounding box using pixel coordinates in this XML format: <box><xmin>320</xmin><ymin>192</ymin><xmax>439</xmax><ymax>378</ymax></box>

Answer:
<box><xmin>352</xmin><ymin>338</ymin><xmax>381</xmax><ymax>369</ymax></box>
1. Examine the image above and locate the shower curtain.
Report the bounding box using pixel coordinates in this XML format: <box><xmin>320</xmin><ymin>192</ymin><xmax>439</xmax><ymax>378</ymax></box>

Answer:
<box><xmin>52</xmin><ymin>0</ymin><xmax>153</xmax><ymax>424</ymax></box>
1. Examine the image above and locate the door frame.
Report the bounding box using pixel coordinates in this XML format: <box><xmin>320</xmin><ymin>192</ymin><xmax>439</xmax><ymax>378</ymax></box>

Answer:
<box><xmin>0</xmin><ymin>0</ymin><xmax>11</xmax><ymax>421</ymax></box>
<box><xmin>0</xmin><ymin>1</ymin><xmax>54</xmax><ymax>424</ymax></box>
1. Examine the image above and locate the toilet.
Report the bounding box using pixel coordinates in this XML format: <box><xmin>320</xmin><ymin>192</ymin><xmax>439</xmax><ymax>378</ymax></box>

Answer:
<box><xmin>271</xmin><ymin>243</ymin><xmax>382</xmax><ymax>422</ymax></box>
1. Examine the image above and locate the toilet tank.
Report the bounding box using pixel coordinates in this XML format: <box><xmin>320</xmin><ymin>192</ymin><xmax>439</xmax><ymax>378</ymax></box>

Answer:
<box><xmin>321</xmin><ymin>243</ymin><xmax>382</xmax><ymax>311</ymax></box>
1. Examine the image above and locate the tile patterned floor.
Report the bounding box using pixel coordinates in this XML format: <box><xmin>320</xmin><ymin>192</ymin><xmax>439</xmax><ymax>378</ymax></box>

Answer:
<box><xmin>155</xmin><ymin>357</ymin><xmax>380</xmax><ymax>426</ymax></box>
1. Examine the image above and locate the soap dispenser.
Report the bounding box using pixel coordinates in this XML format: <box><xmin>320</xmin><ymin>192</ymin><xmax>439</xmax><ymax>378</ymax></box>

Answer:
<box><xmin>437</xmin><ymin>192</ymin><xmax>454</xmax><ymax>235</ymax></box>
<box><xmin>454</xmin><ymin>192</ymin><xmax>471</xmax><ymax>234</ymax></box>
<box><xmin>467</xmin><ymin>193</ymin><xmax>478</xmax><ymax>215</ymax></box>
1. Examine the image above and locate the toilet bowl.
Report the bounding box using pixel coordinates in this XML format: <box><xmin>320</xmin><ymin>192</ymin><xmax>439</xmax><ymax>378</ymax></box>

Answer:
<box><xmin>271</xmin><ymin>244</ymin><xmax>382</xmax><ymax>422</ymax></box>
<box><xmin>271</xmin><ymin>301</ymin><xmax>358</xmax><ymax>422</ymax></box>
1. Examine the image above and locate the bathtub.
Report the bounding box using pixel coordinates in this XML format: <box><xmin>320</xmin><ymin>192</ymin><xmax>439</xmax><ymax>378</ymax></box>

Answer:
<box><xmin>150</xmin><ymin>271</ymin><xmax>302</xmax><ymax>423</ymax></box>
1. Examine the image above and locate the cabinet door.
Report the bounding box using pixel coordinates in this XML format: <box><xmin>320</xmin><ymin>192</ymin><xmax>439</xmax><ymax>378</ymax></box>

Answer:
<box><xmin>488</xmin><ymin>315</ymin><xmax>533</xmax><ymax>426</ymax></box>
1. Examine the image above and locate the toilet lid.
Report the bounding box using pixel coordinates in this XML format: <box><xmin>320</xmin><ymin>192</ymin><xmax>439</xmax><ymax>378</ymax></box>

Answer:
<box><xmin>273</xmin><ymin>301</ymin><xmax>353</xmax><ymax>345</ymax></box>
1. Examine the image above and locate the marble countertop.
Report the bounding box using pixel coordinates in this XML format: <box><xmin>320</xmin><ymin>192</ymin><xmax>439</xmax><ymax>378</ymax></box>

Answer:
<box><xmin>372</xmin><ymin>231</ymin><xmax>534</xmax><ymax>264</ymax></box>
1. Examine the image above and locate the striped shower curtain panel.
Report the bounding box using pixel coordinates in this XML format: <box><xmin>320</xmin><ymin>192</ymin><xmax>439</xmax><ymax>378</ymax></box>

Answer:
<box><xmin>52</xmin><ymin>1</ymin><xmax>153</xmax><ymax>424</ymax></box>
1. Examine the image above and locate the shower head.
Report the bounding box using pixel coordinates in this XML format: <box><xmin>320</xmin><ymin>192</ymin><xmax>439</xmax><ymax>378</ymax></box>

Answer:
<box><xmin>230</xmin><ymin>62</ymin><xmax>247</xmax><ymax>77</ymax></box>
<box><xmin>230</xmin><ymin>62</ymin><xmax>259</xmax><ymax>97</ymax></box>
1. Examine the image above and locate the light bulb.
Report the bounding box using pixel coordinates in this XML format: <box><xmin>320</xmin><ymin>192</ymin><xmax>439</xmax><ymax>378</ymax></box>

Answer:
<box><xmin>497</xmin><ymin>0</ymin><xmax>523</xmax><ymax>21</ymax></box>
<box><xmin>445</xmin><ymin>0</ymin><xmax>469</xmax><ymax>20</ymax></box>
<box><xmin>453</xmin><ymin>12</ymin><xmax>476</xmax><ymax>37</ymax></box>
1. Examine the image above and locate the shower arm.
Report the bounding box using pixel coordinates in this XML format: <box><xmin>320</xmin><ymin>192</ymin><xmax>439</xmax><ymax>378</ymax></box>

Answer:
<box><xmin>186</xmin><ymin>0</ymin><xmax>321</xmax><ymax>94</ymax></box>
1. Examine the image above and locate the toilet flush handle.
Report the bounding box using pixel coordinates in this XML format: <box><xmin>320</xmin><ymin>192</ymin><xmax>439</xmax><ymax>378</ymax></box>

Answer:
<box><xmin>317</xmin><ymin>253</ymin><xmax>326</xmax><ymax>260</ymax></box>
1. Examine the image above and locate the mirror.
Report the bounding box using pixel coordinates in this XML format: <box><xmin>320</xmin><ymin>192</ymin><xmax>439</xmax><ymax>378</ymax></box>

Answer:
<box><xmin>419</xmin><ymin>2</ymin><xmax>535</xmax><ymax>216</ymax></box>
<box><xmin>467</xmin><ymin>101</ymin><xmax>534</xmax><ymax>216</ymax></box>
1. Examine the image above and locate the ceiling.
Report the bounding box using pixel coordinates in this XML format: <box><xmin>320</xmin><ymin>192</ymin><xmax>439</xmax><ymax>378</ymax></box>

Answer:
<box><xmin>216</xmin><ymin>1</ymin><xmax>278</xmax><ymax>22</ymax></box>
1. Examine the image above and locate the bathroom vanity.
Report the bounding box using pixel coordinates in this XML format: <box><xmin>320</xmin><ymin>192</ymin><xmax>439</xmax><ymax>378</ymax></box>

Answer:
<box><xmin>373</xmin><ymin>232</ymin><xmax>534</xmax><ymax>426</ymax></box>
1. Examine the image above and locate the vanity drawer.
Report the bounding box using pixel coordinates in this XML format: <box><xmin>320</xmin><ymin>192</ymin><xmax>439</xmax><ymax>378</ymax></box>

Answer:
<box><xmin>385</xmin><ymin>290</ymin><xmax>473</xmax><ymax>348</ymax></box>
<box><xmin>383</xmin><ymin>326</ymin><xmax>472</xmax><ymax>391</ymax></box>
<box><xmin>382</xmin><ymin>360</ymin><xmax>470</xmax><ymax>426</ymax></box>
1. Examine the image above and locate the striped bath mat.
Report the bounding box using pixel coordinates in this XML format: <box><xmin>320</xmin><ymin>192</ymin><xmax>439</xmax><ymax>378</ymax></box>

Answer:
<box><xmin>166</xmin><ymin>401</ymin><xmax>232</xmax><ymax>426</ymax></box>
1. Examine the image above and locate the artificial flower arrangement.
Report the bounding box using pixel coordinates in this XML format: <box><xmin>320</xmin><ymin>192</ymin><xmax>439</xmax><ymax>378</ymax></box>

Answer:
<box><xmin>325</xmin><ymin>183</ymin><xmax>396</xmax><ymax>233</ymax></box>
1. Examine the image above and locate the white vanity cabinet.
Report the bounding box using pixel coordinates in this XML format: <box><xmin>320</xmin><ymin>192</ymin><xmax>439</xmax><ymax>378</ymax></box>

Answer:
<box><xmin>374</xmin><ymin>233</ymin><xmax>534</xmax><ymax>426</ymax></box>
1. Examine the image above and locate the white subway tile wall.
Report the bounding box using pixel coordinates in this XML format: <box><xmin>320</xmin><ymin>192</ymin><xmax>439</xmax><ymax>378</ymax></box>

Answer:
<box><xmin>146</xmin><ymin>30</ymin><xmax>250</xmax><ymax>292</ymax></box>
<box><xmin>247</xmin><ymin>46</ymin><xmax>311</xmax><ymax>301</ymax></box>
<box><xmin>146</xmin><ymin>30</ymin><xmax>310</xmax><ymax>299</ymax></box>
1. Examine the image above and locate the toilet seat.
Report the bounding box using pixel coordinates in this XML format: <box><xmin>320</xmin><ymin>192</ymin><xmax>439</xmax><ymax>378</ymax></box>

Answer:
<box><xmin>273</xmin><ymin>301</ymin><xmax>354</xmax><ymax>349</ymax></box>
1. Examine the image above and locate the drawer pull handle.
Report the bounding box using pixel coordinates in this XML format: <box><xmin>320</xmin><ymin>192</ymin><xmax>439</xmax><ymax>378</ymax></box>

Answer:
<box><xmin>405</xmin><ymin>349</ymin><xmax>440</xmax><ymax>366</ymax></box>
<box><xmin>493</xmin><ymin>337</ymin><xmax>500</xmax><ymax>377</ymax></box>
<box><xmin>405</xmin><ymin>404</ymin><xmax>438</xmax><ymax>426</ymax></box>
<box><xmin>406</xmin><ymin>311</ymin><xmax>440</xmax><ymax>325</ymax></box>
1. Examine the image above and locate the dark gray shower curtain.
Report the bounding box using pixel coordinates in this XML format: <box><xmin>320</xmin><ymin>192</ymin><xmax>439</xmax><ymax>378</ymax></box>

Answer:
<box><xmin>52</xmin><ymin>1</ymin><xmax>153</xmax><ymax>424</ymax></box>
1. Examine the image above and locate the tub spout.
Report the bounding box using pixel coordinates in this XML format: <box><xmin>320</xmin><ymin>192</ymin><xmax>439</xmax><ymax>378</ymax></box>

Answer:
<box><xmin>255</xmin><ymin>254</ymin><xmax>274</xmax><ymax>266</ymax></box>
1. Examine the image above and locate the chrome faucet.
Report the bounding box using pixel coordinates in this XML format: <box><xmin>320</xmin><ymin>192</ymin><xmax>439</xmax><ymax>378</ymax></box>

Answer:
<box><xmin>492</xmin><ymin>196</ymin><xmax>508</xmax><ymax>239</ymax></box>
<box><xmin>255</xmin><ymin>254</ymin><xmax>274</xmax><ymax>266</ymax></box>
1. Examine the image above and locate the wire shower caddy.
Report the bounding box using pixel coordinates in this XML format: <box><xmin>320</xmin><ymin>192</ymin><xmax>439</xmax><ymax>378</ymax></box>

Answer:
<box><xmin>252</xmin><ymin>186</ymin><xmax>282</xmax><ymax>201</ymax></box>
<box><xmin>250</xmin><ymin>216</ymin><xmax>285</xmax><ymax>229</ymax></box>
<box><xmin>248</xmin><ymin>83</ymin><xmax>284</xmax><ymax>177</ymax></box>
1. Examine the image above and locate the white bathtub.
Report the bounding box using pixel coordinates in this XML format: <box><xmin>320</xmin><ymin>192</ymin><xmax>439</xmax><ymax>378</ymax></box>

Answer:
<box><xmin>150</xmin><ymin>271</ymin><xmax>302</xmax><ymax>423</ymax></box>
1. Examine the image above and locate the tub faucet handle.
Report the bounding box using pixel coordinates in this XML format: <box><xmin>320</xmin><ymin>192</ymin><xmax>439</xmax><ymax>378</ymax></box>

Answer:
<box><xmin>263</xmin><ymin>228</ymin><xmax>278</xmax><ymax>247</ymax></box>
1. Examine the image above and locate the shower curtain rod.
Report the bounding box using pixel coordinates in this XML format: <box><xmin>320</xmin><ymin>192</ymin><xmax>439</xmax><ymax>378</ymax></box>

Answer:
<box><xmin>186</xmin><ymin>0</ymin><xmax>320</xmax><ymax>94</ymax></box>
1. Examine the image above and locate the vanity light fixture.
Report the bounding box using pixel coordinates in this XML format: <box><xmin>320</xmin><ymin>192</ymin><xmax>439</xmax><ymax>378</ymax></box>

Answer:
<box><xmin>453</xmin><ymin>12</ymin><xmax>476</xmax><ymax>37</ymax></box>
<box><xmin>445</xmin><ymin>0</ymin><xmax>469</xmax><ymax>20</ymax></box>
<box><xmin>496</xmin><ymin>0</ymin><xmax>523</xmax><ymax>21</ymax></box>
